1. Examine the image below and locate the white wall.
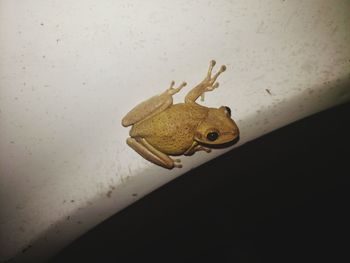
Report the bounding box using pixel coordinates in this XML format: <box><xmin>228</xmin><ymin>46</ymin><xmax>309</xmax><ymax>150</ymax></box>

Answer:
<box><xmin>1</xmin><ymin>0</ymin><xmax>349</xmax><ymax>261</ymax></box>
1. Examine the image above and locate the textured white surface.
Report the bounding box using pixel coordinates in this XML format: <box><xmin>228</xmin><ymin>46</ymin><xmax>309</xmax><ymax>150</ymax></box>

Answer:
<box><xmin>0</xmin><ymin>0</ymin><xmax>349</xmax><ymax>261</ymax></box>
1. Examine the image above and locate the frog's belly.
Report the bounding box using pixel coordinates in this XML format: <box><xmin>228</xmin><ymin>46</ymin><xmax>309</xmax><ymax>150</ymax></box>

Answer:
<box><xmin>146</xmin><ymin>132</ymin><xmax>194</xmax><ymax>156</ymax></box>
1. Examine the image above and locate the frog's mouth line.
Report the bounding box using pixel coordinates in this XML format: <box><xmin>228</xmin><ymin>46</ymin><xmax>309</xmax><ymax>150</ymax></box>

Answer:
<box><xmin>221</xmin><ymin>131</ymin><xmax>236</xmax><ymax>136</ymax></box>
<box><xmin>198</xmin><ymin>135</ymin><xmax>240</xmax><ymax>149</ymax></box>
<box><xmin>194</xmin><ymin>131</ymin><xmax>240</xmax><ymax>148</ymax></box>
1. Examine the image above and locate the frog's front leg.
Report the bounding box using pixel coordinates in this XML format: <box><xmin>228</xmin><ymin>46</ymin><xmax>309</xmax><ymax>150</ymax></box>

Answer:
<box><xmin>185</xmin><ymin>60</ymin><xmax>226</xmax><ymax>103</ymax></box>
<box><xmin>127</xmin><ymin>137</ymin><xmax>182</xmax><ymax>169</ymax></box>
<box><xmin>184</xmin><ymin>142</ymin><xmax>212</xmax><ymax>156</ymax></box>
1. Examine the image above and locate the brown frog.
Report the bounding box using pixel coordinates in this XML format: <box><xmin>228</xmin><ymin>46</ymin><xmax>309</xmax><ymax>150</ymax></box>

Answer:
<box><xmin>122</xmin><ymin>60</ymin><xmax>239</xmax><ymax>169</ymax></box>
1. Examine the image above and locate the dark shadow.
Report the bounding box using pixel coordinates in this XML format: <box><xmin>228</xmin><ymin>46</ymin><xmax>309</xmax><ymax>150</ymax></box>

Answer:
<box><xmin>51</xmin><ymin>102</ymin><xmax>350</xmax><ymax>263</ymax></box>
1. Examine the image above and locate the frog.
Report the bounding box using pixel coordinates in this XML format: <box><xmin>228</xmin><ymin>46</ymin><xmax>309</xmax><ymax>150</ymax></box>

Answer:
<box><xmin>122</xmin><ymin>60</ymin><xmax>239</xmax><ymax>169</ymax></box>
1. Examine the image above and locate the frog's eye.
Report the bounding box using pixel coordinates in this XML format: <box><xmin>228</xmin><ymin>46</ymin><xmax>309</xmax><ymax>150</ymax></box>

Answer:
<box><xmin>223</xmin><ymin>106</ymin><xmax>231</xmax><ymax>117</ymax></box>
<box><xmin>206</xmin><ymin>131</ymin><xmax>219</xmax><ymax>141</ymax></box>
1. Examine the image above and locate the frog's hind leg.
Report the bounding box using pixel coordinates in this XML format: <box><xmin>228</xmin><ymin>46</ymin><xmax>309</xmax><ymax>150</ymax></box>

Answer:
<box><xmin>185</xmin><ymin>60</ymin><xmax>226</xmax><ymax>103</ymax></box>
<box><xmin>122</xmin><ymin>81</ymin><xmax>187</xmax><ymax>127</ymax></box>
<box><xmin>127</xmin><ymin>137</ymin><xmax>182</xmax><ymax>169</ymax></box>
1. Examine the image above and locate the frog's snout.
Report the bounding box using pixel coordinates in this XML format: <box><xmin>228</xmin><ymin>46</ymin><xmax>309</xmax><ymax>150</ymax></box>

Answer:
<box><xmin>233</xmin><ymin>124</ymin><xmax>240</xmax><ymax>137</ymax></box>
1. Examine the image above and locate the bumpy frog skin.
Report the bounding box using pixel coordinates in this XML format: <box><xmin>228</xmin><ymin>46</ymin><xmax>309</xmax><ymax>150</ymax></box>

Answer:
<box><xmin>122</xmin><ymin>60</ymin><xmax>239</xmax><ymax>169</ymax></box>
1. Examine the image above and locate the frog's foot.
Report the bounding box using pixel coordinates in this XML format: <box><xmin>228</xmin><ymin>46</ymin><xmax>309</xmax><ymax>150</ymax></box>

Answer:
<box><xmin>206</xmin><ymin>60</ymin><xmax>226</xmax><ymax>80</ymax></box>
<box><xmin>185</xmin><ymin>60</ymin><xmax>226</xmax><ymax>103</ymax></box>
<box><xmin>173</xmin><ymin>158</ymin><xmax>183</xmax><ymax>168</ymax></box>
<box><xmin>184</xmin><ymin>142</ymin><xmax>212</xmax><ymax>155</ymax></box>
<box><xmin>200</xmin><ymin>82</ymin><xmax>219</xmax><ymax>101</ymax></box>
<box><xmin>127</xmin><ymin>137</ymin><xmax>181</xmax><ymax>169</ymax></box>
<box><xmin>195</xmin><ymin>145</ymin><xmax>212</xmax><ymax>153</ymax></box>
<box><xmin>167</xmin><ymin>81</ymin><xmax>187</xmax><ymax>95</ymax></box>
<box><xmin>200</xmin><ymin>60</ymin><xmax>226</xmax><ymax>101</ymax></box>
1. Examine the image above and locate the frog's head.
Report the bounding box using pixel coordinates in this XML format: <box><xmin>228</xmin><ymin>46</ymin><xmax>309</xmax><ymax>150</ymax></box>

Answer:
<box><xmin>194</xmin><ymin>106</ymin><xmax>239</xmax><ymax>145</ymax></box>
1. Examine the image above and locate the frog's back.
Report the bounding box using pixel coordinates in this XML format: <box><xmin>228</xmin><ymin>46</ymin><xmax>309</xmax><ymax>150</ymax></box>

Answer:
<box><xmin>130</xmin><ymin>103</ymin><xmax>208</xmax><ymax>155</ymax></box>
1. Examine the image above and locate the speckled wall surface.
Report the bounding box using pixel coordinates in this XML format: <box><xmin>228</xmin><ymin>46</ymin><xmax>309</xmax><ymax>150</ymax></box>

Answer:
<box><xmin>0</xmin><ymin>0</ymin><xmax>349</xmax><ymax>261</ymax></box>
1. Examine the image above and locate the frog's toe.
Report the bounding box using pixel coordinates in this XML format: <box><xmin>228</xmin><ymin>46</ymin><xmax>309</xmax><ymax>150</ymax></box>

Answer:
<box><xmin>203</xmin><ymin>147</ymin><xmax>212</xmax><ymax>153</ymax></box>
<box><xmin>168</xmin><ymin>81</ymin><xmax>187</xmax><ymax>95</ymax></box>
<box><xmin>206</xmin><ymin>82</ymin><xmax>219</xmax><ymax>91</ymax></box>
<box><xmin>173</xmin><ymin>158</ymin><xmax>182</xmax><ymax>168</ymax></box>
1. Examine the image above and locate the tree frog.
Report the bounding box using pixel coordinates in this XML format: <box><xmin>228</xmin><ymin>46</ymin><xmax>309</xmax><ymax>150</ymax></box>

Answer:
<box><xmin>122</xmin><ymin>60</ymin><xmax>239</xmax><ymax>169</ymax></box>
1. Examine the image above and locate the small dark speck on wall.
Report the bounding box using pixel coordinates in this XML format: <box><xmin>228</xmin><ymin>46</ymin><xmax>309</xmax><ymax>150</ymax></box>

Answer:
<box><xmin>22</xmin><ymin>245</ymin><xmax>32</xmax><ymax>254</ymax></box>
<box><xmin>308</xmin><ymin>89</ymin><xmax>315</xmax><ymax>95</ymax></box>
